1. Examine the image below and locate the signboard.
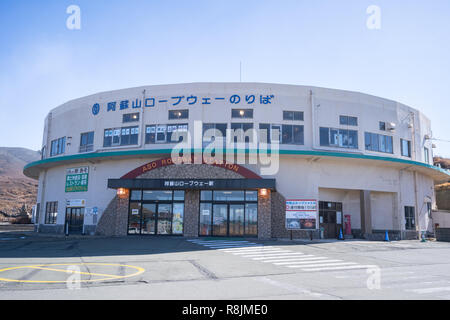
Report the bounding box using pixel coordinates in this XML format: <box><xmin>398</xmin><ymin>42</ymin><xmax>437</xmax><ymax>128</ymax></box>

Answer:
<box><xmin>286</xmin><ymin>199</ymin><xmax>318</xmax><ymax>230</ymax></box>
<box><xmin>65</xmin><ymin>167</ymin><xmax>89</xmax><ymax>192</ymax></box>
<box><xmin>66</xmin><ymin>199</ymin><xmax>86</xmax><ymax>207</ymax></box>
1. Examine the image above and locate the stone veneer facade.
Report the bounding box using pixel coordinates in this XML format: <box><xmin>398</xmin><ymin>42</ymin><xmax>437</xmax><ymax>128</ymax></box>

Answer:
<box><xmin>96</xmin><ymin>163</ymin><xmax>275</xmax><ymax>239</ymax></box>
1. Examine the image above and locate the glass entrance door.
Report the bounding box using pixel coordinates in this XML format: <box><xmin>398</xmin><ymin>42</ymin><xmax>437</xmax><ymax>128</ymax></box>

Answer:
<box><xmin>229</xmin><ymin>204</ymin><xmax>245</xmax><ymax>236</ymax></box>
<box><xmin>65</xmin><ymin>207</ymin><xmax>84</xmax><ymax>234</ymax></box>
<box><xmin>212</xmin><ymin>204</ymin><xmax>228</xmax><ymax>236</ymax></box>
<box><xmin>141</xmin><ymin>203</ymin><xmax>156</xmax><ymax>235</ymax></box>
<box><xmin>157</xmin><ymin>203</ymin><xmax>172</xmax><ymax>235</ymax></box>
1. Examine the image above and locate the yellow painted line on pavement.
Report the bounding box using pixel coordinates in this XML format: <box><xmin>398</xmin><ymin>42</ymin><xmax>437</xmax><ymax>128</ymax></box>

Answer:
<box><xmin>0</xmin><ymin>263</ymin><xmax>145</xmax><ymax>283</ymax></box>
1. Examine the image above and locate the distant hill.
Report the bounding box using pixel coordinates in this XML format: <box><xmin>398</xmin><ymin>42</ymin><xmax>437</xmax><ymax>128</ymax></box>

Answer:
<box><xmin>0</xmin><ymin>147</ymin><xmax>40</xmax><ymax>216</ymax></box>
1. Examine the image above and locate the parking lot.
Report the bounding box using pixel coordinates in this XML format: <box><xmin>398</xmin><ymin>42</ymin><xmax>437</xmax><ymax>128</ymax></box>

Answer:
<box><xmin>1</xmin><ymin>232</ymin><xmax>450</xmax><ymax>300</ymax></box>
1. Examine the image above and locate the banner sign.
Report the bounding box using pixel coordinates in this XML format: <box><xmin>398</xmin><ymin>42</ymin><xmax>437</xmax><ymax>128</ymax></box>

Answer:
<box><xmin>65</xmin><ymin>166</ymin><xmax>89</xmax><ymax>192</ymax></box>
<box><xmin>286</xmin><ymin>199</ymin><xmax>318</xmax><ymax>230</ymax></box>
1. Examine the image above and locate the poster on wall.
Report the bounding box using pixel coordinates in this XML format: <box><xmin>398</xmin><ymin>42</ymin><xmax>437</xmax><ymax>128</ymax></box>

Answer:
<box><xmin>65</xmin><ymin>166</ymin><xmax>89</xmax><ymax>192</ymax></box>
<box><xmin>285</xmin><ymin>199</ymin><xmax>318</xmax><ymax>230</ymax></box>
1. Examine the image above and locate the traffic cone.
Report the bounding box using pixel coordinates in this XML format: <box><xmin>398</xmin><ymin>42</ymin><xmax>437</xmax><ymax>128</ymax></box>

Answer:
<box><xmin>384</xmin><ymin>230</ymin><xmax>390</xmax><ymax>242</ymax></box>
<box><xmin>339</xmin><ymin>228</ymin><xmax>344</xmax><ymax>240</ymax></box>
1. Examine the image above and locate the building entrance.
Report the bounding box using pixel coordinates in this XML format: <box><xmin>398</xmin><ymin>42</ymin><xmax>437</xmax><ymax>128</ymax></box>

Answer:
<box><xmin>319</xmin><ymin>201</ymin><xmax>344</xmax><ymax>239</ymax></box>
<box><xmin>65</xmin><ymin>207</ymin><xmax>84</xmax><ymax>234</ymax></box>
<box><xmin>128</xmin><ymin>190</ymin><xmax>185</xmax><ymax>235</ymax></box>
<box><xmin>199</xmin><ymin>190</ymin><xmax>258</xmax><ymax>237</ymax></box>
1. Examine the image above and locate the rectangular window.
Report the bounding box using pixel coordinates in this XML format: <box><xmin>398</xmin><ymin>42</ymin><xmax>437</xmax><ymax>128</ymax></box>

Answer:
<box><xmin>379</xmin><ymin>122</ymin><xmax>386</xmax><ymax>131</ymax></box>
<box><xmin>79</xmin><ymin>132</ymin><xmax>94</xmax><ymax>153</ymax></box>
<box><xmin>103</xmin><ymin>127</ymin><xmax>138</xmax><ymax>147</ymax></box>
<box><xmin>231</xmin><ymin>123</ymin><xmax>254</xmax><ymax>144</ymax></box>
<box><xmin>281</xmin><ymin>125</ymin><xmax>304</xmax><ymax>145</ymax></box>
<box><xmin>232</xmin><ymin>109</ymin><xmax>253</xmax><ymax>119</ymax></box>
<box><xmin>203</xmin><ymin>123</ymin><xmax>227</xmax><ymax>148</ymax></box>
<box><xmin>340</xmin><ymin>115</ymin><xmax>358</xmax><ymax>126</ymax></box>
<box><xmin>424</xmin><ymin>147</ymin><xmax>430</xmax><ymax>164</ymax></box>
<box><xmin>320</xmin><ymin>127</ymin><xmax>358</xmax><ymax>149</ymax></box>
<box><xmin>120</xmin><ymin>126</ymin><xmax>139</xmax><ymax>146</ymax></box>
<box><xmin>103</xmin><ymin>129</ymin><xmax>113</xmax><ymax>147</ymax></box>
<box><xmin>401</xmin><ymin>139</ymin><xmax>411</xmax><ymax>157</ymax></box>
<box><xmin>50</xmin><ymin>137</ymin><xmax>66</xmax><ymax>157</ymax></box>
<box><xmin>365</xmin><ymin>132</ymin><xmax>393</xmax><ymax>154</ymax></box>
<box><xmin>45</xmin><ymin>201</ymin><xmax>58</xmax><ymax>224</ymax></box>
<box><xmin>123</xmin><ymin>113</ymin><xmax>140</xmax><ymax>123</ymax></box>
<box><xmin>283</xmin><ymin>111</ymin><xmax>304</xmax><ymax>121</ymax></box>
<box><xmin>405</xmin><ymin>206</ymin><xmax>415</xmax><ymax>230</ymax></box>
<box><xmin>167</xmin><ymin>124</ymin><xmax>188</xmax><ymax>143</ymax></box>
<box><xmin>168</xmin><ymin>109</ymin><xmax>189</xmax><ymax>120</ymax></box>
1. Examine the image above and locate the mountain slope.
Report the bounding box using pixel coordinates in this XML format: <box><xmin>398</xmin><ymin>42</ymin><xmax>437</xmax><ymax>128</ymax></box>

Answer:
<box><xmin>0</xmin><ymin>147</ymin><xmax>40</xmax><ymax>215</ymax></box>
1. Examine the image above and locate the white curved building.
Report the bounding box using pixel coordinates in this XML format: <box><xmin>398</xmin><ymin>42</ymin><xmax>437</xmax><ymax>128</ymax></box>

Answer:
<box><xmin>24</xmin><ymin>83</ymin><xmax>450</xmax><ymax>240</ymax></box>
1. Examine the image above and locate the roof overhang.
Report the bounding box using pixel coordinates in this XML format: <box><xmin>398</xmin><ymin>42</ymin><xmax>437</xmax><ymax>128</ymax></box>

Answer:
<box><xmin>23</xmin><ymin>148</ymin><xmax>450</xmax><ymax>184</ymax></box>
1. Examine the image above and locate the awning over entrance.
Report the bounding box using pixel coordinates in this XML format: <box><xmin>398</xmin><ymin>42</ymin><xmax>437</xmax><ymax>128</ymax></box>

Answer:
<box><xmin>108</xmin><ymin>178</ymin><xmax>276</xmax><ymax>190</ymax></box>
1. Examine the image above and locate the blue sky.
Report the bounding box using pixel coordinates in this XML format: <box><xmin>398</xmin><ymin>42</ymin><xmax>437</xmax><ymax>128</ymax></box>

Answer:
<box><xmin>0</xmin><ymin>0</ymin><xmax>449</xmax><ymax>157</ymax></box>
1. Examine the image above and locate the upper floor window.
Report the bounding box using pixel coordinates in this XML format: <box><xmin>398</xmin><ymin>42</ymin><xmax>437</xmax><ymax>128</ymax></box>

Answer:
<box><xmin>169</xmin><ymin>109</ymin><xmax>188</xmax><ymax>120</ymax></box>
<box><xmin>424</xmin><ymin>147</ymin><xmax>430</xmax><ymax>164</ymax></box>
<box><xmin>203</xmin><ymin>123</ymin><xmax>227</xmax><ymax>147</ymax></box>
<box><xmin>103</xmin><ymin>126</ymin><xmax>139</xmax><ymax>147</ymax></box>
<box><xmin>282</xmin><ymin>125</ymin><xmax>304</xmax><ymax>145</ymax></box>
<box><xmin>259</xmin><ymin>124</ymin><xmax>281</xmax><ymax>144</ymax></box>
<box><xmin>231</xmin><ymin>123</ymin><xmax>254</xmax><ymax>144</ymax></box>
<box><xmin>364</xmin><ymin>132</ymin><xmax>393</xmax><ymax>154</ymax></box>
<box><xmin>232</xmin><ymin>109</ymin><xmax>253</xmax><ymax>119</ymax></box>
<box><xmin>320</xmin><ymin>127</ymin><xmax>358</xmax><ymax>149</ymax></box>
<box><xmin>123</xmin><ymin>113</ymin><xmax>140</xmax><ymax>123</ymax></box>
<box><xmin>50</xmin><ymin>137</ymin><xmax>66</xmax><ymax>157</ymax></box>
<box><xmin>379</xmin><ymin>122</ymin><xmax>386</xmax><ymax>131</ymax></box>
<box><xmin>283</xmin><ymin>111</ymin><xmax>304</xmax><ymax>121</ymax></box>
<box><xmin>146</xmin><ymin>124</ymin><xmax>188</xmax><ymax>144</ymax></box>
<box><xmin>79</xmin><ymin>132</ymin><xmax>94</xmax><ymax>153</ymax></box>
<box><xmin>339</xmin><ymin>115</ymin><xmax>358</xmax><ymax>126</ymax></box>
<box><xmin>45</xmin><ymin>201</ymin><xmax>58</xmax><ymax>224</ymax></box>
<box><xmin>401</xmin><ymin>139</ymin><xmax>411</xmax><ymax>157</ymax></box>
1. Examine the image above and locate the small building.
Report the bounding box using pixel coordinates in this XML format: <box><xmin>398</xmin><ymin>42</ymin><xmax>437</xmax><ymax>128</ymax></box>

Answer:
<box><xmin>23</xmin><ymin>83</ymin><xmax>450</xmax><ymax>240</ymax></box>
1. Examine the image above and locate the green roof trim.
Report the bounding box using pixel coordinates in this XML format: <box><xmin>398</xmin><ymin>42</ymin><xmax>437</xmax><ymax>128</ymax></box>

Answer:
<box><xmin>23</xmin><ymin>148</ymin><xmax>450</xmax><ymax>178</ymax></box>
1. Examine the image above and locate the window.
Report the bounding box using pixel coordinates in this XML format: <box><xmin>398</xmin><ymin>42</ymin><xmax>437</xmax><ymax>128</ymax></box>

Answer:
<box><xmin>232</xmin><ymin>109</ymin><xmax>253</xmax><ymax>119</ymax></box>
<box><xmin>168</xmin><ymin>109</ymin><xmax>188</xmax><ymax>120</ymax></box>
<box><xmin>379</xmin><ymin>122</ymin><xmax>386</xmax><ymax>131</ymax></box>
<box><xmin>424</xmin><ymin>147</ymin><xmax>430</xmax><ymax>164</ymax></box>
<box><xmin>283</xmin><ymin>111</ymin><xmax>304</xmax><ymax>121</ymax></box>
<box><xmin>281</xmin><ymin>125</ymin><xmax>304</xmax><ymax>145</ymax></box>
<box><xmin>319</xmin><ymin>127</ymin><xmax>358</xmax><ymax>149</ymax></box>
<box><xmin>128</xmin><ymin>190</ymin><xmax>185</xmax><ymax>235</ymax></box>
<box><xmin>146</xmin><ymin>124</ymin><xmax>188</xmax><ymax>144</ymax></box>
<box><xmin>405</xmin><ymin>206</ymin><xmax>415</xmax><ymax>230</ymax></box>
<box><xmin>231</xmin><ymin>123</ymin><xmax>254</xmax><ymax>144</ymax></box>
<box><xmin>426</xmin><ymin>202</ymin><xmax>432</xmax><ymax>218</ymax></box>
<box><xmin>120</xmin><ymin>126</ymin><xmax>139</xmax><ymax>146</ymax></box>
<box><xmin>103</xmin><ymin>127</ymin><xmax>139</xmax><ymax>147</ymax></box>
<box><xmin>258</xmin><ymin>124</ymin><xmax>281</xmax><ymax>144</ymax></box>
<box><xmin>45</xmin><ymin>201</ymin><xmax>58</xmax><ymax>224</ymax></box>
<box><xmin>123</xmin><ymin>113</ymin><xmax>140</xmax><ymax>123</ymax></box>
<box><xmin>79</xmin><ymin>132</ymin><xmax>94</xmax><ymax>153</ymax></box>
<box><xmin>50</xmin><ymin>137</ymin><xmax>66</xmax><ymax>156</ymax></box>
<box><xmin>401</xmin><ymin>139</ymin><xmax>411</xmax><ymax>157</ymax></box>
<box><xmin>202</xmin><ymin>123</ymin><xmax>227</xmax><ymax>148</ymax></box>
<box><xmin>340</xmin><ymin>115</ymin><xmax>358</xmax><ymax>126</ymax></box>
<box><xmin>365</xmin><ymin>132</ymin><xmax>393</xmax><ymax>153</ymax></box>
